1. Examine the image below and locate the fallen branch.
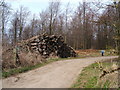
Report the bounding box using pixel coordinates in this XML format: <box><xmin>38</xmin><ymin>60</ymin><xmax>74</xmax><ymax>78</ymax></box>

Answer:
<box><xmin>100</xmin><ymin>67</ymin><xmax>120</xmax><ymax>78</ymax></box>
<box><xmin>96</xmin><ymin>61</ymin><xmax>120</xmax><ymax>78</ymax></box>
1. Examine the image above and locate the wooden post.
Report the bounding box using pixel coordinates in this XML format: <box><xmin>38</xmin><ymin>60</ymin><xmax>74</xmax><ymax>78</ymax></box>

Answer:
<box><xmin>13</xmin><ymin>46</ymin><xmax>17</xmax><ymax>65</ymax></box>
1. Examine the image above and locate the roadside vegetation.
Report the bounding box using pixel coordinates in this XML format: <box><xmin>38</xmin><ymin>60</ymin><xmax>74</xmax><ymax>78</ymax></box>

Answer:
<box><xmin>71</xmin><ymin>58</ymin><xmax>119</xmax><ymax>88</ymax></box>
<box><xmin>2</xmin><ymin>57</ymin><xmax>61</xmax><ymax>78</ymax></box>
<box><xmin>2</xmin><ymin>49</ymin><xmax>118</xmax><ymax>78</ymax></box>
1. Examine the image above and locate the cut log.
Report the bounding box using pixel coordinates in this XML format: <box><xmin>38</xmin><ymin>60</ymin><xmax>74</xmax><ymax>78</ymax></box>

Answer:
<box><xmin>17</xmin><ymin>34</ymin><xmax>77</xmax><ymax>58</ymax></box>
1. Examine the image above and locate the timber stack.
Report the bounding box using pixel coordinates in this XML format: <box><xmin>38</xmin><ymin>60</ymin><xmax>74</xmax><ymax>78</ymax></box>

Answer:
<box><xmin>2</xmin><ymin>34</ymin><xmax>77</xmax><ymax>70</ymax></box>
<box><xmin>18</xmin><ymin>34</ymin><xmax>77</xmax><ymax>58</ymax></box>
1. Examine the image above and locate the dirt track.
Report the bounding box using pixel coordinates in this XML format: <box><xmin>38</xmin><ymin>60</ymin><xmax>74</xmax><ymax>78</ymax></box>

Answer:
<box><xmin>2</xmin><ymin>56</ymin><xmax>118</xmax><ymax>88</ymax></box>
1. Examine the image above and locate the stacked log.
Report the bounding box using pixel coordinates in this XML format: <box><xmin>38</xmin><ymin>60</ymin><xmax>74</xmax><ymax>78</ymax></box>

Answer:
<box><xmin>2</xmin><ymin>34</ymin><xmax>77</xmax><ymax>70</ymax></box>
<box><xmin>18</xmin><ymin>34</ymin><xmax>77</xmax><ymax>58</ymax></box>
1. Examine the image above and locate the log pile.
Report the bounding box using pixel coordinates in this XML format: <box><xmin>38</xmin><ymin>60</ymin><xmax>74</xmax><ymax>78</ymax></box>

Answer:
<box><xmin>2</xmin><ymin>34</ymin><xmax>77</xmax><ymax>70</ymax></box>
<box><xmin>18</xmin><ymin>34</ymin><xmax>77</xmax><ymax>58</ymax></box>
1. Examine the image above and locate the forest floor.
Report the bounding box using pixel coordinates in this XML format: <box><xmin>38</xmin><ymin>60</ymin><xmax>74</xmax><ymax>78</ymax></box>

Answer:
<box><xmin>75</xmin><ymin>49</ymin><xmax>117</xmax><ymax>57</ymax></box>
<box><xmin>2</xmin><ymin>56</ymin><xmax>118</xmax><ymax>88</ymax></box>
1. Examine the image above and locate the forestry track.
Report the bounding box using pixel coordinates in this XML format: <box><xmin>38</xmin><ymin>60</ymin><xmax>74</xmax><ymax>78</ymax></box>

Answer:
<box><xmin>2</xmin><ymin>56</ymin><xmax>118</xmax><ymax>88</ymax></box>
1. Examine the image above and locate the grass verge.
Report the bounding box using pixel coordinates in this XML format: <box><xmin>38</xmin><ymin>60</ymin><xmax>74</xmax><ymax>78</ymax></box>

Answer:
<box><xmin>71</xmin><ymin>58</ymin><xmax>119</xmax><ymax>88</ymax></box>
<box><xmin>2</xmin><ymin>58</ymin><xmax>61</xmax><ymax>78</ymax></box>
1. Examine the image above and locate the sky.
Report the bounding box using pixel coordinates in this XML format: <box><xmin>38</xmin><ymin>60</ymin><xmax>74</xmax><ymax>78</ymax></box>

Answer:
<box><xmin>5</xmin><ymin>0</ymin><xmax>112</xmax><ymax>16</ymax></box>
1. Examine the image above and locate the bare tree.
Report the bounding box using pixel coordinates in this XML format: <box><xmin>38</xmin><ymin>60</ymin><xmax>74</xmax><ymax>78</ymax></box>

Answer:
<box><xmin>39</xmin><ymin>11</ymin><xmax>49</xmax><ymax>33</ymax></box>
<box><xmin>48</xmin><ymin>1</ymin><xmax>61</xmax><ymax>35</ymax></box>
<box><xmin>112</xmin><ymin>1</ymin><xmax>120</xmax><ymax>56</ymax></box>
<box><xmin>10</xmin><ymin>11</ymin><xmax>19</xmax><ymax>45</ymax></box>
<box><xmin>65</xmin><ymin>2</ymin><xmax>70</xmax><ymax>32</ymax></box>
<box><xmin>18</xmin><ymin>6</ymin><xmax>30</xmax><ymax>41</ymax></box>
<box><xmin>2</xmin><ymin>0</ymin><xmax>118</xmax><ymax>52</ymax></box>
<box><xmin>22</xmin><ymin>25</ymin><xmax>31</xmax><ymax>40</ymax></box>
<box><xmin>0</xmin><ymin>0</ymin><xmax>11</xmax><ymax>46</ymax></box>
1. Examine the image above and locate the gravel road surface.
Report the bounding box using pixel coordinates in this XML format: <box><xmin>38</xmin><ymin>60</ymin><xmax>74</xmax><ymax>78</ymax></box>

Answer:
<box><xmin>2</xmin><ymin>56</ymin><xmax>118</xmax><ymax>88</ymax></box>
